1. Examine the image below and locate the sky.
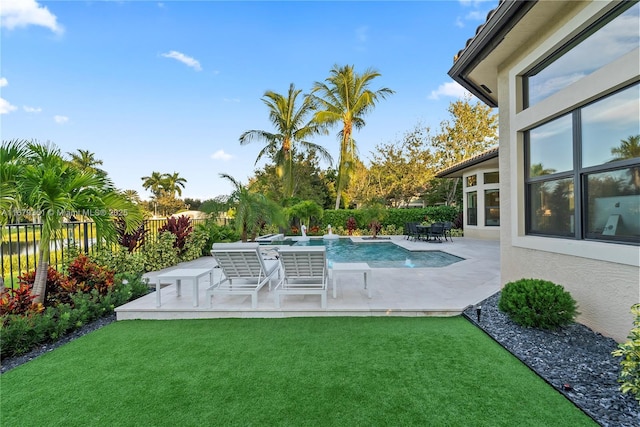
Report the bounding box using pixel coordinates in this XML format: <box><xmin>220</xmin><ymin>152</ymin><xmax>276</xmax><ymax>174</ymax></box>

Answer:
<box><xmin>1</xmin><ymin>0</ymin><xmax>499</xmax><ymax>201</ymax></box>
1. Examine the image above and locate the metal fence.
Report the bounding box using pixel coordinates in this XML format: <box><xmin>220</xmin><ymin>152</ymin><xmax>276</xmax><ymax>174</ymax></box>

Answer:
<box><xmin>1</xmin><ymin>218</ymin><xmax>208</xmax><ymax>285</ymax></box>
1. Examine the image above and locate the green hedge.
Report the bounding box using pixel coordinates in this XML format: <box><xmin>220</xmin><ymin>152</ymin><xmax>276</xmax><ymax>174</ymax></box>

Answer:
<box><xmin>322</xmin><ymin>207</ymin><xmax>460</xmax><ymax>230</ymax></box>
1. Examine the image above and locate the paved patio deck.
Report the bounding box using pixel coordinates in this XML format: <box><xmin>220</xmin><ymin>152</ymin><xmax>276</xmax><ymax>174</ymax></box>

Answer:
<box><xmin>115</xmin><ymin>236</ymin><xmax>500</xmax><ymax>320</ymax></box>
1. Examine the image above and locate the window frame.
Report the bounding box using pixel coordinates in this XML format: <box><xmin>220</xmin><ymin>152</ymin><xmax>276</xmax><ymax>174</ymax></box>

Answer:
<box><xmin>524</xmin><ymin>83</ymin><xmax>639</xmax><ymax>245</ymax></box>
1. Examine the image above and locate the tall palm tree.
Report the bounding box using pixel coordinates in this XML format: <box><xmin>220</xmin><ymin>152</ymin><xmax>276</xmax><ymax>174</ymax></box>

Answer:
<box><xmin>22</xmin><ymin>142</ymin><xmax>143</xmax><ymax>303</ymax></box>
<box><xmin>67</xmin><ymin>148</ymin><xmax>106</xmax><ymax>176</ymax></box>
<box><xmin>163</xmin><ymin>172</ymin><xmax>187</xmax><ymax>198</ymax></box>
<box><xmin>311</xmin><ymin>64</ymin><xmax>394</xmax><ymax>209</ymax></box>
<box><xmin>239</xmin><ymin>83</ymin><xmax>332</xmax><ymax>198</ymax></box>
<box><xmin>220</xmin><ymin>173</ymin><xmax>284</xmax><ymax>242</ymax></box>
<box><xmin>141</xmin><ymin>171</ymin><xmax>167</xmax><ymax>199</ymax></box>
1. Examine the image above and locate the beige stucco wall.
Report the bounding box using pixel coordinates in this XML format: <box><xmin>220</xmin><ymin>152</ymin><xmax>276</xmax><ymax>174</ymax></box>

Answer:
<box><xmin>496</xmin><ymin>1</ymin><xmax>639</xmax><ymax>342</ymax></box>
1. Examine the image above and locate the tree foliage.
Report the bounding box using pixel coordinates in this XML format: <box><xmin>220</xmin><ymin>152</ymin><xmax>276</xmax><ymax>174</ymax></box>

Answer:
<box><xmin>430</xmin><ymin>95</ymin><xmax>498</xmax><ymax>205</ymax></box>
<box><xmin>239</xmin><ymin>83</ymin><xmax>332</xmax><ymax>198</ymax></box>
<box><xmin>311</xmin><ymin>64</ymin><xmax>394</xmax><ymax>209</ymax></box>
<box><xmin>368</xmin><ymin>125</ymin><xmax>434</xmax><ymax>207</ymax></box>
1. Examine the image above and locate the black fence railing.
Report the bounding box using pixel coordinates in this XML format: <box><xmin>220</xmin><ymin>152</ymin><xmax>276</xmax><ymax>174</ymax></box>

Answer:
<box><xmin>1</xmin><ymin>218</ymin><xmax>208</xmax><ymax>286</ymax></box>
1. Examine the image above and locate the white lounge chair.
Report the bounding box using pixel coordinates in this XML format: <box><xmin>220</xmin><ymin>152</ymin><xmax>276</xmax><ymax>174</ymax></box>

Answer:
<box><xmin>207</xmin><ymin>242</ymin><xmax>280</xmax><ymax>309</ymax></box>
<box><xmin>274</xmin><ymin>246</ymin><xmax>328</xmax><ymax>309</ymax></box>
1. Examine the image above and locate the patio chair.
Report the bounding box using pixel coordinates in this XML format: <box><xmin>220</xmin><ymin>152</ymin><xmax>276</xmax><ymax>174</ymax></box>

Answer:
<box><xmin>207</xmin><ymin>242</ymin><xmax>281</xmax><ymax>309</ymax></box>
<box><xmin>427</xmin><ymin>222</ymin><xmax>445</xmax><ymax>242</ymax></box>
<box><xmin>443</xmin><ymin>221</ymin><xmax>454</xmax><ymax>242</ymax></box>
<box><xmin>274</xmin><ymin>246</ymin><xmax>328</xmax><ymax>309</ymax></box>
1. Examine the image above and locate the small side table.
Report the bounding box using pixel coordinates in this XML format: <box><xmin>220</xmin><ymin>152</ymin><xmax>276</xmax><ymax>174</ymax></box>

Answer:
<box><xmin>156</xmin><ymin>268</ymin><xmax>213</xmax><ymax>307</ymax></box>
<box><xmin>330</xmin><ymin>262</ymin><xmax>372</xmax><ymax>299</ymax></box>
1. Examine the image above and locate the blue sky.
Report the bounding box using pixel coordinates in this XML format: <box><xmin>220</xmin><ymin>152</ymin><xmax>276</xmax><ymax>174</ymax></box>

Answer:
<box><xmin>1</xmin><ymin>0</ymin><xmax>498</xmax><ymax>201</ymax></box>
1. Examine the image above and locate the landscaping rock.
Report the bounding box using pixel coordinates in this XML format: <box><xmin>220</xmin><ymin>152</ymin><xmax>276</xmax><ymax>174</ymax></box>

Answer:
<box><xmin>464</xmin><ymin>292</ymin><xmax>639</xmax><ymax>427</ymax></box>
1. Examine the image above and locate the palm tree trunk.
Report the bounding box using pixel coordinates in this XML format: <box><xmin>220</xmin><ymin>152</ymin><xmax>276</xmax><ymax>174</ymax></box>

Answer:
<box><xmin>32</xmin><ymin>247</ymin><xmax>49</xmax><ymax>304</ymax></box>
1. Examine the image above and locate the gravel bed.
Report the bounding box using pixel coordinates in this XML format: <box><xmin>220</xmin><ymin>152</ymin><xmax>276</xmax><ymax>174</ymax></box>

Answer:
<box><xmin>2</xmin><ymin>299</ymin><xmax>639</xmax><ymax>426</ymax></box>
<box><xmin>463</xmin><ymin>292</ymin><xmax>638</xmax><ymax>427</ymax></box>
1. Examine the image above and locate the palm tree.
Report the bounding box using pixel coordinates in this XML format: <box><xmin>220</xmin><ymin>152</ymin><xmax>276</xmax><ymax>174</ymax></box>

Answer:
<box><xmin>67</xmin><ymin>149</ymin><xmax>106</xmax><ymax>176</ymax></box>
<box><xmin>163</xmin><ymin>172</ymin><xmax>187</xmax><ymax>197</ymax></box>
<box><xmin>239</xmin><ymin>83</ymin><xmax>332</xmax><ymax>198</ymax></box>
<box><xmin>141</xmin><ymin>171</ymin><xmax>167</xmax><ymax>199</ymax></box>
<box><xmin>311</xmin><ymin>64</ymin><xmax>394</xmax><ymax>209</ymax></box>
<box><xmin>611</xmin><ymin>135</ymin><xmax>640</xmax><ymax>161</ymax></box>
<box><xmin>0</xmin><ymin>139</ymin><xmax>28</xmax><ymax>225</ymax></box>
<box><xmin>121</xmin><ymin>189</ymin><xmax>141</xmax><ymax>204</ymax></box>
<box><xmin>22</xmin><ymin>142</ymin><xmax>143</xmax><ymax>303</ymax></box>
<box><xmin>220</xmin><ymin>173</ymin><xmax>284</xmax><ymax>242</ymax></box>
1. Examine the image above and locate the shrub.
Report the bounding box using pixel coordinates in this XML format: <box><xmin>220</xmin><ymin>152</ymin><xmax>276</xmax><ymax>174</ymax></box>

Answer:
<box><xmin>179</xmin><ymin>228</ymin><xmax>210</xmax><ymax>262</ymax></box>
<box><xmin>142</xmin><ymin>232</ymin><xmax>179</xmax><ymax>272</ymax></box>
<box><xmin>159</xmin><ymin>215</ymin><xmax>193</xmax><ymax>254</ymax></box>
<box><xmin>17</xmin><ymin>267</ymin><xmax>71</xmax><ymax>307</ymax></box>
<box><xmin>612</xmin><ymin>303</ymin><xmax>640</xmax><ymax>402</ymax></box>
<box><xmin>115</xmin><ymin>216</ymin><xmax>148</xmax><ymax>253</ymax></box>
<box><xmin>67</xmin><ymin>254</ymin><xmax>115</xmax><ymax>296</ymax></box>
<box><xmin>498</xmin><ymin>278</ymin><xmax>578</xmax><ymax>329</ymax></box>
<box><xmin>0</xmin><ymin>283</ymin><xmax>44</xmax><ymax>316</ymax></box>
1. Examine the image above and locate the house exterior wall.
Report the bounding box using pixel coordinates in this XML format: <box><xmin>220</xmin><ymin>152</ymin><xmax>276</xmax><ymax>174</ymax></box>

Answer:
<box><xmin>462</xmin><ymin>165</ymin><xmax>500</xmax><ymax>240</ymax></box>
<box><xmin>497</xmin><ymin>1</ymin><xmax>639</xmax><ymax>342</ymax></box>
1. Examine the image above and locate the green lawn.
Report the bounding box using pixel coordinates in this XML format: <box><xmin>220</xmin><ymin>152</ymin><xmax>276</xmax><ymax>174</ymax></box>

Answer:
<box><xmin>1</xmin><ymin>317</ymin><xmax>595</xmax><ymax>426</ymax></box>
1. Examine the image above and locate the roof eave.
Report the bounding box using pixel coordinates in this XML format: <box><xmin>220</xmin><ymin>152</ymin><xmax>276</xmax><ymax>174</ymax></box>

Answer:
<box><xmin>448</xmin><ymin>0</ymin><xmax>537</xmax><ymax>108</ymax></box>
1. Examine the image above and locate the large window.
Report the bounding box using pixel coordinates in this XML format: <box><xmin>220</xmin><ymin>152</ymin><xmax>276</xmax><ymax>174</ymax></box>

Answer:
<box><xmin>524</xmin><ymin>2</ymin><xmax>639</xmax><ymax>108</ymax></box>
<box><xmin>467</xmin><ymin>192</ymin><xmax>477</xmax><ymax>226</ymax></box>
<box><xmin>485</xmin><ymin>189</ymin><xmax>500</xmax><ymax>226</ymax></box>
<box><xmin>525</xmin><ymin>83</ymin><xmax>640</xmax><ymax>244</ymax></box>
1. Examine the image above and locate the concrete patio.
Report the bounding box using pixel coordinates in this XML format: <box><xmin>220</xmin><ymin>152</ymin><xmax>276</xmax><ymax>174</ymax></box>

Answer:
<box><xmin>115</xmin><ymin>236</ymin><xmax>500</xmax><ymax>320</ymax></box>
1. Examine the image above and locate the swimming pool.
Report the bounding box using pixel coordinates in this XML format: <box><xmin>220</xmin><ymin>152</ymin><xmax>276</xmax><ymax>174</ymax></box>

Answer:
<box><xmin>292</xmin><ymin>238</ymin><xmax>464</xmax><ymax>268</ymax></box>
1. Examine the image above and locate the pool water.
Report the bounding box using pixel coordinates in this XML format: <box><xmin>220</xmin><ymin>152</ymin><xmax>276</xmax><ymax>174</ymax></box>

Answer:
<box><xmin>293</xmin><ymin>239</ymin><xmax>464</xmax><ymax>268</ymax></box>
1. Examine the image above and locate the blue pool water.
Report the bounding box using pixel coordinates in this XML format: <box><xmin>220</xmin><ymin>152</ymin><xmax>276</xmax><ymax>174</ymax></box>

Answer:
<box><xmin>293</xmin><ymin>239</ymin><xmax>464</xmax><ymax>268</ymax></box>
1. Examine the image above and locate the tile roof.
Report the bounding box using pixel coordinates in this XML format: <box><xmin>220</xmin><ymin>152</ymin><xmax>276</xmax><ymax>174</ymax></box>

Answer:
<box><xmin>435</xmin><ymin>146</ymin><xmax>499</xmax><ymax>178</ymax></box>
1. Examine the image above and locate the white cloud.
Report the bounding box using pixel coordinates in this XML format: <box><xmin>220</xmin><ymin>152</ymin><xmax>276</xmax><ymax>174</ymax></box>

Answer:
<box><xmin>211</xmin><ymin>150</ymin><xmax>233</xmax><ymax>161</ymax></box>
<box><xmin>161</xmin><ymin>50</ymin><xmax>202</xmax><ymax>71</ymax></box>
<box><xmin>0</xmin><ymin>77</ymin><xmax>7</xmax><ymax>87</ymax></box>
<box><xmin>24</xmin><ymin>105</ymin><xmax>42</xmax><ymax>113</ymax></box>
<box><xmin>0</xmin><ymin>0</ymin><xmax>64</xmax><ymax>34</ymax></box>
<box><xmin>54</xmin><ymin>115</ymin><xmax>69</xmax><ymax>124</ymax></box>
<box><xmin>456</xmin><ymin>0</ymin><xmax>497</xmax><ymax>28</ymax></box>
<box><xmin>429</xmin><ymin>81</ymin><xmax>470</xmax><ymax>100</ymax></box>
<box><xmin>0</xmin><ymin>98</ymin><xmax>17</xmax><ymax>114</ymax></box>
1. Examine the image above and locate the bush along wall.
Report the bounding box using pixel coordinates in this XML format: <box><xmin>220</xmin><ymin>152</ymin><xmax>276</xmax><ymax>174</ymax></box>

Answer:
<box><xmin>322</xmin><ymin>207</ymin><xmax>461</xmax><ymax>232</ymax></box>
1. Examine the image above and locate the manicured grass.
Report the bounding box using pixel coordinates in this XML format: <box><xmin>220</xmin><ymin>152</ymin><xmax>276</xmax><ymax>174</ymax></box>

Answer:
<box><xmin>1</xmin><ymin>317</ymin><xmax>595</xmax><ymax>426</ymax></box>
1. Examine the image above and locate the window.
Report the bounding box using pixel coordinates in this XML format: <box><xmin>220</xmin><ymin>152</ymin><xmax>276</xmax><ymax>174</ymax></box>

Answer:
<box><xmin>525</xmin><ymin>83</ymin><xmax>639</xmax><ymax>243</ymax></box>
<box><xmin>524</xmin><ymin>3</ymin><xmax>638</xmax><ymax>108</ymax></box>
<box><xmin>484</xmin><ymin>172</ymin><xmax>499</xmax><ymax>184</ymax></box>
<box><xmin>467</xmin><ymin>192</ymin><xmax>477</xmax><ymax>226</ymax></box>
<box><xmin>485</xmin><ymin>189</ymin><xmax>500</xmax><ymax>226</ymax></box>
<box><xmin>466</xmin><ymin>175</ymin><xmax>477</xmax><ymax>187</ymax></box>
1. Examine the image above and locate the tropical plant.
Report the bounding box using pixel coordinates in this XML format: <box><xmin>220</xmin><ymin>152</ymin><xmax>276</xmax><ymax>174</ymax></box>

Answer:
<box><xmin>141</xmin><ymin>171</ymin><xmax>167</xmax><ymax>199</ymax></box>
<box><xmin>20</xmin><ymin>142</ymin><xmax>143</xmax><ymax>304</ymax></box>
<box><xmin>360</xmin><ymin>202</ymin><xmax>387</xmax><ymax>238</ymax></box>
<box><xmin>164</xmin><ymin>172</ymin><xmax>187</xmax><ymax>198</ymax></box>
<box><xmin>66</xmin><ymin>149</ymin><xmax>106</xmax><ymax>176</ymax></box>
<box><xmin>220</xmin><ymin>173</ymin><xmax>285</xmax><ymax>242</ymax></box>
<box><xmin>239</xmin><ymin>83</ymin><xmax>332</xmax><ymax>198</ymax></box>
<box><xmin>612</xmin><ymin>303</ymin><xmax>640</xmax><ymax>402</ymax></box>
<box><xmin>286</xmin><ymin>200</ymin><xmax>324</xmax><ymax>230</ymax></box>
<box><xmin>158</xmin><ymin>215</ymin><xmax>193</xmax><ymax>254</ymax></box>
<box><xmin>0</xmin><ymin>139</ymin><xmax>28</xmax><ymax>227</ymax></box>
<box><xmin>311</xmin><ymin>64</ymin><xmax>394</xmax><ymax>209</ymax></box>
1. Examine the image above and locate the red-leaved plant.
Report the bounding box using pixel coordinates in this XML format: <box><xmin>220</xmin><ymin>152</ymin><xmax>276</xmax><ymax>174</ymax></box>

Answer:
<box><xmin>67</xmin><ymin>253</ymin><xmax>115</xmax><ymax>296</ymax></box>
<box><xmin>346</xmin><ymin>217</ymin><xmax>357</xmax><ymax>236</ymax></box>
<box><xmin>16</xmin><ymin>266</ymin><xmax>70</xmax><ymax>307</ymax></box>
<box><xmin>159</xmin><ymin>215</ymin><xmax>193</xmax><ymax>253</ymax></box>
<box><xmin>0</xmin><ymin>283</ymin><xmax>44</xmax><ymax>316</ymax></box>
